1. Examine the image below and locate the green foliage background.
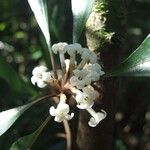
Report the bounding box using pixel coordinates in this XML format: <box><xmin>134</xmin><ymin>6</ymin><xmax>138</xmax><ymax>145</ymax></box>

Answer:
<box><xmin>0</xmin><ymin>0</ymin><xmax>150</xmax><ymax>149</ymax></box>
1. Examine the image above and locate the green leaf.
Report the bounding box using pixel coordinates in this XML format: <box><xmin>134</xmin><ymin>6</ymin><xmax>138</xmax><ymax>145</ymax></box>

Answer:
<box><xmin>10</xmin><ymin>117</ymin><xmax>50</xmax><ymax>150</ymax></box>
<box><xmin>71</xmin><ymin>0</ymin><xmax>94</xmax><ymax>42</ymax></box>
<box><xmin>28</xmin><ymin>0</ymin><xmax>51</xmax><ymax>47</ymax></box>
<box><xmin>105</xmin><ymin>34</ymin><xmax>150</xmax><ymax>77</ymax></box>
<box><xmin>0</xmin><ymin>95</ymin><xmax>50</xmax><ymax>136</ymax></box>
<box><xmin>0</xmin><ymin>103</ymin><xmax>33</xmax><ymax>136</ymax></box>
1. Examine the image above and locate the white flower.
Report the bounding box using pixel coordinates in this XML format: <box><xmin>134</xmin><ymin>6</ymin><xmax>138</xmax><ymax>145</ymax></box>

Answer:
<box><xmin>65</xmin><ymin>43</ymin><xmax>82</xmax><ymax>56</ymax></box>
<box><xmin>75</xmin><ymin>86</ymin><xmax>97</xmax><ymax>109</ymax></box>
<box><xmin>87</xmin><ymin>108</ymin><xmax>107</xmax><ymax>127</ymax></box>
<box><xmin>86</xmin><ymin>63</ymin><xmax>104</xmax><ymax>75</ymax></box>
<box><xmin>70</xmin><ymin>64</ymin><xmax>103</xmax><ymax>88</ymax></box>
<box><xmin>49</xmin><ymin>103</ymin><xmax>74</xmax><ymax>122</ymax></box>
<box><xmin>77</xmin><ymin>48</ymin><xmax>97</xmax><ymax>69</ymax></box>
<box><xmin>52</xmin><ymin>42</ymin><xmax>68</xmax><ymax>73</ymax></box>
<box><xmin>85</xmin><ymin>63</ymin><xmax>105</xmax><ymax>81</ymax></box>
<box><xmin>70</xmin><ymin>69</ymin><xmax>91</xmax><ymax>89</ymax></box>
<box><xmin>31</xmin><ymin>66</ymin><xmax>51</xmax><ymax>88</ymax></box>
<box><xmin>81</xmin><ymin>48</ymin><xmax>97</xmax><ymax>63</ymax></box>
<box><xmin>52</xmin><ymin>42</ymin><xmax>68</xmax><ymax>54</ymax></box>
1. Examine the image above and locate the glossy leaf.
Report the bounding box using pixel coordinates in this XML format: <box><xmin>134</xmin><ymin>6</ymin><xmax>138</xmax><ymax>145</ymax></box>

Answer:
<box><xmin>0</xmin><ymin>102</ymin><xmax>33</xmax><ymax>136</ymax></box>
<box><xmin>0</xmin><ymin>95</ymin><xmax>50</xmax><ymax>136</ymax></box>
<box><xmin>10</xmin><ymin>117</ymin><xmax>50</xmax><ymax>150</ymax></box>
<box><xmin>71</xmin><ymin>0</ymin><xmax>94</xmax><ymax>42</ymax></box>
<box><xmin>28</xmin><ymin>0</ymin><xmax>50</xmax><ymax>47</ymax></box>
<box><xmin>105</xmin><ymin>34</ymin><xmax>150</xmax><ymax>77</ymax></box>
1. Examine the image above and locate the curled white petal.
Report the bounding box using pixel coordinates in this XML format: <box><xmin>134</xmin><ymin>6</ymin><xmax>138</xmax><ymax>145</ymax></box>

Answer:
<box><xmin>49</xmin><ymin>102</ymin><xmax>74</xmax><ymax>123</ymax></box>
<box><xmin>65</xmin><ymin>113</ymin><xmax>74</xmax><ymax>120</ymax></box>
<box><xmin>31</xmin><ymin>76</ymin><xmax>38</xmax><ymax>85</ymax></box>
<box><xmin>87</xmin><ymin>108</ymin><xmax>107</xmax><ymax>127</ymax></box>
<box><xmin>32</xmin><ymin>66</ymin><xmax>47</xmax><ymax>75</ymax></box>
<box><xmin>37</xmin><ymin>80</ymin><xmax>46</xmax><ymax>88</ymax></box>
<box><xmin>52</xmin><ymin>42</ymin><xmax>68</xmax><ymax>54</ymax></box>
<box><xmin>65</xmin><ymin>43</ymin><xmax>82</xmax><ymax>56</ymax></box>
<box><xmin>49</xmin><ymin>106</ymin><xmax>57</xmax><ymax>116</ymax></box>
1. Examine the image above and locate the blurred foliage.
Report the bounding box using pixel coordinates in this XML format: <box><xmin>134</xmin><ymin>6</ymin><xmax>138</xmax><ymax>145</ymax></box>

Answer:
<box><xmin>0</xmin><ymin>0</ymin><xmax>72</xmax><ymax>149</ymax></box>
<box><xmin>0</xmin><ymin>0</ymin><xmax>150</xmax><ymax>149</ymax></box>
<box><xmin>113</xmin><ymin>0</ymin><xmax>150</xmax><ymax>150</ymax></box>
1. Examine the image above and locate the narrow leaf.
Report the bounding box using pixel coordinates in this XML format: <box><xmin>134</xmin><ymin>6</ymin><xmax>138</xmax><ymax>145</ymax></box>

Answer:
<box><xmin>0</xmin><ymin>103</ymin><xmax>33</xmax><ymax>136</ymax></box>
<box><xmin>105</xmin><ymin>34</ymin><xmax>150</xmax><ymax>77</ymax></box>
<box><xmin>28</xmin><ymin>0</ymin><xmax>50</xmax><ymax>46</ymax></box>
<box><xmin>10</xmin><ymin>117</ymin><xmax>50</xmax><ymax>150</ymax></box>
<box><xmin>71</xmin><ymin>0</ymin><xmax>94</xmax><ymax>42</ymax></box>
<box><xmin>0</xmin><ymin>95</ymin><xmax>50</xmax><ymax>136</ymax></box>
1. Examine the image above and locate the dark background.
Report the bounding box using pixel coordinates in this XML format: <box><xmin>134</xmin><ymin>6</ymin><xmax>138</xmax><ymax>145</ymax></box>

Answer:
<box><xmin>0</xmin><ymin>0</ymin><xmax>150</xmax><ymax>149</ymax></box>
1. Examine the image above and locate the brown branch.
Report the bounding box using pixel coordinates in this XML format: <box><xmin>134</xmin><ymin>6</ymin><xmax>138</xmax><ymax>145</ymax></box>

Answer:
<box><xmin>63</xmin><ymin>120</ymin><xmax>72</xmax><ymax>150</ymax></box>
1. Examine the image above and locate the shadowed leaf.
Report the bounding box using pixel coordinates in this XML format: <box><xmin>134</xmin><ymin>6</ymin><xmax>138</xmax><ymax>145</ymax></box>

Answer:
<box><xmin>10</xmin><ymin>117</ymin><xmax>50</xmax><ymax>150</ymax></box>
<box><xmin>105</xmin><ymin>34</ymin><xmax>150</xmax><ymax>77</ymax></box>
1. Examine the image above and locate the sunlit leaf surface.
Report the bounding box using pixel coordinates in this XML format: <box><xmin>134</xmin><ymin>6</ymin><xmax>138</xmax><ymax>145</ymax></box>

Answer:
<box><xmin>0</xmin><ymin>103</ymin><xmax>33</xmax><ymax>136</ymax></box>
<box><xmin>71</xmin><ymin>0</ymin><xmax>94</xmax><ymax>42</ymax></box>
<box><xmin>28</xmin><ymin>0</ymin><xmax>50</xmax><ymax>46</ymax></box>
<box><xmin>0</xmin><ymin>95</ymin><xmax>50</xmax><ymax>136</ymax></box>
<box><xmin>105</xmin><ymin>34</ymin><xmax>150</xmax><ymax>77</ymax></box>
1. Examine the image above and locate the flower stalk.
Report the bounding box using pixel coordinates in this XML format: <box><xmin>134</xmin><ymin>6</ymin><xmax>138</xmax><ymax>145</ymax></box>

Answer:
<box><xmin>47</xmin><ymin>42</ymin><xmax>57</xmax><ymax>79</ymax></box>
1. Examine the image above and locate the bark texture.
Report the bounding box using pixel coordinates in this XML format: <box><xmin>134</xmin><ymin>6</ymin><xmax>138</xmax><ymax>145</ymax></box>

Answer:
<box><xmin>76</xmin><ymin>0</ymin><xmax>127</xmax><ymax>150</ymax></box>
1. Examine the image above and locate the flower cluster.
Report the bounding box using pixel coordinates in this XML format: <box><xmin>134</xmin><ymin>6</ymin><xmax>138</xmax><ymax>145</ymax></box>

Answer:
<box><xmin>31</xmin><ymin>43</ymin><xmax>106</xmax><ymax>127</ymax></box>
